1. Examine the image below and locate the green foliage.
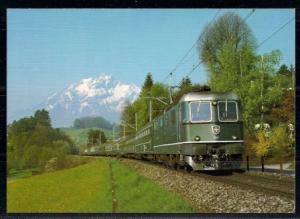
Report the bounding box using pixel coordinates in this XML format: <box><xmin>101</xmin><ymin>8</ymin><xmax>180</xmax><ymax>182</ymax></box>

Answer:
<box><xmin>7</xmin><ymin>109</ymin><xmax>75</xmax><ymax>172</ymax></box>
<box><xmin>197</xmin><ymin>11</ymin><xmax>293</xmax><ymax>137</ymax></box>
<box><xmin>59</xmin><ymin>128</ymin><xmax>112</xmax><ymax>152</ymax></box>
<box><xmin>120</xmin><ymin>81</ymin><xmax>170</xmax><ymax>137</ymax></box>
<box><xmin>251</xmin><ymin>130</ymin><xmax>271</xmax><ymax>157</ymax></box>
<box><xmin>34</xmin><ymin>109</ymin><xmax>51</xmax><ymax>127</ymax></box>
<box><xmin>271</xmin><ymin>90</ymin><xmax>294</xmax><ymax>124</ymax></box>
<box><xmin>120</xmin><ymin>100</ymin><xmax>137</xmax><ymax>137</ymax></box>
<box><xmin>274</xmin><ymin>64</ymin><xmax>294</xmax><ymax>89</ymax></box>
<box><xmin>269</xmin><ymin>126</ymin><xmax>293</xmax><ymax>159</ymax></box>
<box><xmin>73</xmin><ymin>116</ymin><xmax>113</xmax><ymax>130</ymax></box>
<box><xmin>87</xmin><ymin>129</ymin><xmax>107</xmax><ymax>147</ymax></box>
<box><xmin>173</xmin><ymin>79</ymin><xmax>210</xmax><ymax>103</ymax></box>
<box><xmin>141</xmin><ymin>72</ymin><xmax>154</xmax><ymax>92</ymax></box>
<box><xmin>198</xmin><ymin>12</ymin><xmax>256</xmax><ymax>78</ymax></box>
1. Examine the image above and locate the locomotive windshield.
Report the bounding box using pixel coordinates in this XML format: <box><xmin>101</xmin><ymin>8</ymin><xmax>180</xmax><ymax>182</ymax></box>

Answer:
<box><xmin>190</xmin><ymin>101</ymin><xmax>211</xmax><ymax>122</ymax></box>
<box><xmin>218</xmin><ymin>101</ymin><xmax>238</xmax><ymax>122</ymax></box>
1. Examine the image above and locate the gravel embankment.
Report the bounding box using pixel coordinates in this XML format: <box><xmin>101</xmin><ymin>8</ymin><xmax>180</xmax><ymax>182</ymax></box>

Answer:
<box><xmin>120</xmin><ymin>158</ymin><xmax>295</xmax><ymax>213</ymax></box>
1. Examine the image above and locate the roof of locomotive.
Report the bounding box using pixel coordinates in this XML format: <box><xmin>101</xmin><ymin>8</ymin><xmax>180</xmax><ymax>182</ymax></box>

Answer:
<box><xmin>179</xmin><ymin>92</ymin><xmax>239</xmax><ymax>102</ymax></box>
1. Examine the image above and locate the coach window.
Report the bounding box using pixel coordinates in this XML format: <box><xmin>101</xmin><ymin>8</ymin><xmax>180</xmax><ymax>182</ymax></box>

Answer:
<box><xmin>190</xmin><ymin>101</ymin><xmax>212</xmax><ymax>122</ymax></box>
<box><xmin>180</xmin><ymin>103</ymin><xmax>188</xmax><ymax>123</ymax></box>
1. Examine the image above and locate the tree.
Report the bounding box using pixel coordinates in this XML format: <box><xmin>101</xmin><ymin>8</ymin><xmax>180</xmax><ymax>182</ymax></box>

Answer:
<box><xmin>7</xmin><ymin>109</ymin><xmax>74</xmax><ymax>171</ymax></box>
<box><xmin>87</xmin><ymin>129</ymin><xmax>107</xmax><ymax>147</ymax></box>
<box><xmin>198</xmin><ymin>11</ymin><xmax>257</xmax><ymax>87</ymax></box>
<box><xmin>120</xmin><ymin>101</ymin><xmax>136</xmax><ymax>137</ymax></box>
<box><xmin>73</xmin><ymin>116</ymin><xmax>113</xmax><ymax>130</ymax></box>
<box><xmin>34</xmin><ymin>109</ymin><xmax>51</xmax><ymax>127</ymax></box>
<box><xmin>271</xmin><ymin>90</ymin><xmax>294</xmax><ymax>125</ymax></box>
<box><xmin>252</xmin><ymin>130</ymin><xmax>271</xmax><ymax>158</ymax></box>
<box><xmin>179</xmin><ymin>77</ymin><xmax>192</xmax><ymax>90</ymax></box>
<box><xmin>269</xmin><ymin>126</ymin><xmax>292</xmax><ymax>170</ymax></box>
<box><xmin>141</xmin><ymin>72</ymin><xmax>154</xmax><ymax>92</ymax></box>
<box><xmin>274</xmin><ymin>64</ymin><xmax>293</xmax><ymax>89</ymax></box>
<box><xmin>173</xmin><ymin>79</ymin><xmax>210</xmax><ymax>103</ymax></box>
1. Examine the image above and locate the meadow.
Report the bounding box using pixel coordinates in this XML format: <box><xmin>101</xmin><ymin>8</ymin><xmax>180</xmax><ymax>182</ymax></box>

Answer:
<box><xmin>7</xmin><ymin>158</ymin><xmax>194</xmax><ymax>213</ymax></box>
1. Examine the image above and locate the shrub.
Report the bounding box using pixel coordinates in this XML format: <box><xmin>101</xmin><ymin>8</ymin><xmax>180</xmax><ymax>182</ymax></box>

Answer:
<box><xmin>44</xmin><ymin>157</ymin><xmax>58</xmax><ymax>172</ymax></box>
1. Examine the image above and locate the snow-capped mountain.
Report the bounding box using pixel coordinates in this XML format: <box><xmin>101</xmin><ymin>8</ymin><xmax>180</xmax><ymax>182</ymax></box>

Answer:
<box><xmin>9</xmin><ymin>74</ymin><xmax>141</xmax><ymax>127</ymax></box>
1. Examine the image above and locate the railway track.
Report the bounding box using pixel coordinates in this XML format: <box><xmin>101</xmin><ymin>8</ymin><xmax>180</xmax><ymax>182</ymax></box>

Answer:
<box><xmin>89</xmin><ymin>155</ymin><xmax>294</xmax><ymax>201</ymax></box>
<box><xmin>194</xmin><ymin>172</ymin><xmax>294</xmax><ymax>200</ymax></box>
<box><xmin>124</xmin><ymin>158</ymin><xmax>295</xmax><ymax>200</ymax></box>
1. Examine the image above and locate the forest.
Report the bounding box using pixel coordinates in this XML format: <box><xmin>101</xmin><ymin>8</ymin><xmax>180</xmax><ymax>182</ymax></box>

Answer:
<box><xmin>7</xmin><ymin>109</ymin><xmax>78</xmax><ymax>172</ymax></box>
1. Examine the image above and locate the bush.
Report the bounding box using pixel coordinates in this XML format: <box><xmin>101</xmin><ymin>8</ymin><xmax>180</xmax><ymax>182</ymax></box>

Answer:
<box><xmin>44</xmin><ymin>157</ymin><xmax>58</xmax><ymax>172</ymax></box>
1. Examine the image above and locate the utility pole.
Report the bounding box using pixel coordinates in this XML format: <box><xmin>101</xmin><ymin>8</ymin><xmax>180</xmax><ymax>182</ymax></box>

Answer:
<box><xmin>135</xmin><ymin>113</ymin><xmax>138</xmax><ymax>131</ymax></box>
<box><xmin>291</xmin><ymin>65</ymin><xmax>295</xmax><ymax>89</ymax></box>
<box><xmin>260</xmin><ymin>55</ymin><xmax>264</xmax><ymax>126</ymax></box>
<box><xmin>149</xmin><ymin>100</ymin><xmax>152</xmax><ymax>122</ymax></box>
<box><xmin>240</xmin><ymin>53</ymin><xmax>243</xmax><ymax>82</ymax></box>
<box><xmin>112</xmin><ymin>126</ymin><xmax>114</xmax><ymax>141</ymax></box>
<box><xmin>169</xmin><ymin>73</ymin><xmax>173</xmax><ymax>104</ymax></box>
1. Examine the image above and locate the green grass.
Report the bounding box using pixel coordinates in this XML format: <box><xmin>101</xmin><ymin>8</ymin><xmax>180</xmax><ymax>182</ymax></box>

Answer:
<box><xmin>8</xmin><ymin>168</ymin><xmax>40</xmax><ymax>181</ymax></box>
<box><xmin>7</xmin><ymin>158</ymin><xmax>194</xmax><ymax>213</ymax></box>
<box><xmin>111</xmin><ymin>159</ymin><xmax>195</xmax><ymax>213</ymax></box>
<box><xmin>8</xmin><ymin>159</ymin><xmax>112</xmax><ymax>213</ymax></box>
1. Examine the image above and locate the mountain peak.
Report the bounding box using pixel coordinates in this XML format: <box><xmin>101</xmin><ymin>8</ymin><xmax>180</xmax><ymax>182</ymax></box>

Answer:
<box><xmin>9</xmin><ymin>74</ymin><xmax>140</xmax><ymax>127</ymax></box>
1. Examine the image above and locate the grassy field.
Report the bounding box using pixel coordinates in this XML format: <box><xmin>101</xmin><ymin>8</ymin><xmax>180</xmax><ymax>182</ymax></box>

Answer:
<box><xmin>111</xmin><ymin>159</ymin><xmax>194</xmax><ymax>213</ymax></box>
<box><xmin>7</xmin><ymin>158</ymin><xmax>194</xmax><ymax>213</ymax></box>
<box><xmin>60</xmin><ymin>128</ymin><xmax>113</xmax><ymax>148</ymax></box>
<box><xmin>8</xmin><ymin>168</ymin><xmax>40</xmax><ymax>181</ymax></box>
<box><xmin>8</xmin><ymin>159</ymin><xmax>112</xmax><ymax>213</ymax></box>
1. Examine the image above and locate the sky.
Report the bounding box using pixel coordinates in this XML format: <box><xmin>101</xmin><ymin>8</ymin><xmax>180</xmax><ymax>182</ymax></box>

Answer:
<box><xmin>7</xmin><ymin>9</ymin><xmax>295</xmax><ymax>112</ymax></box>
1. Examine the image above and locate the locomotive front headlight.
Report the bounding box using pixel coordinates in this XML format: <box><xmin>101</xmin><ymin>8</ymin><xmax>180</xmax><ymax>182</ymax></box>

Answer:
<box><xmin>232</xmin><ymin>135</ymin><xmax>237</xmax><ymax>140</ymax></box>
<box><xmin>194</xmin><ymin>136</ymin><xmax>201</xmax><ymax>141</ymax></box>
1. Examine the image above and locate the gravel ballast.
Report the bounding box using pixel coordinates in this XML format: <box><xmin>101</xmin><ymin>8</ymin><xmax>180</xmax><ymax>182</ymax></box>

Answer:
<box><xmin>120</xmin><ymin>158</ymin><xmax>295</xmax><ymax>213</ymax></box>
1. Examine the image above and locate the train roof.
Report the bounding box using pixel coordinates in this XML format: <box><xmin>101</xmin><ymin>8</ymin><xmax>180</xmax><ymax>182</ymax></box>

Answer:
<box><xmin>179</xmin><ymin>92</ymin><xmax>239</xmax><ymax>102</ymax></box>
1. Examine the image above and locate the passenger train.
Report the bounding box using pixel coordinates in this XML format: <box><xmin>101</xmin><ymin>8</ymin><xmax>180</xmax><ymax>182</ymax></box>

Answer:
<box><xmin>84</xmin><ymin>92</ymin><xmax>244</xmax><ymax>171</ymax></box>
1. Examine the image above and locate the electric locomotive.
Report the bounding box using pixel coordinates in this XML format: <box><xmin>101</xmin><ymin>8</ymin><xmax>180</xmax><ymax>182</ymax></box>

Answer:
<box><xmin>150</xmin><ymin>92</ymin><xmax>244</xmax><ymax>170</ymax></box>
<box><xmin>114</xmin><ymin>92</ymin><xmax>244</xmax><ymax>170</ymax></box>
<box><xmin>86</xmin><ymin>92</ymin><xmax>244</xmax><ymax>171</ymax></box>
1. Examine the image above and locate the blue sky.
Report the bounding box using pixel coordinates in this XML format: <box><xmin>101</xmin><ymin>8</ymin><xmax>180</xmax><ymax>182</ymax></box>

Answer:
<box><xmin>8</xmin><ymin>9</ymin><xmax>295</xmax><ymax>112</ymax></box>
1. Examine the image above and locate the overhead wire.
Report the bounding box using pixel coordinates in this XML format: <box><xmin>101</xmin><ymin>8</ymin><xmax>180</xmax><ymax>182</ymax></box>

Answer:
<box><xmin>256</xmin><ymin>16</ymin><xmax>295</xmax><ymax>49</ymax></box>
<box><xmin>182</xmin><ymin>9</ymin><xmax>257</xmax><ymax>79</ymax></box>
<box><xmin>185</xmin><ymin>13</ymin><xmax>294</xmax><ymax>81</ymax></box>
<box><xmin>162</xmin><ymin>9</ymin><xmax>221</xmax><ymax>84</ymax></box>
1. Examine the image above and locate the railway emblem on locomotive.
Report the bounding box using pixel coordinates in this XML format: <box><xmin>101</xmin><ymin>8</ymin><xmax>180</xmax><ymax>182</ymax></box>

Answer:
<box><xmin>211</xmin><ymin>125</ymin><xmax>220</xmax><ymax>135</ymax></box>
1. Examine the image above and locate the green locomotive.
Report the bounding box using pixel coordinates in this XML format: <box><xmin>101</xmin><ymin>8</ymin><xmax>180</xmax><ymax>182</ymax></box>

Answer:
<box><xmin>87</xmin><ymin>92</ymin><xmax>244</xmax><ymax>171</ymax></box>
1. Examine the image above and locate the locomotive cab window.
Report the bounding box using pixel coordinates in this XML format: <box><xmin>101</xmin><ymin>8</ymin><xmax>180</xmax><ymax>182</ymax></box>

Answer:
<box><xmin>189</xmin><ymin>101</ymin><xmax>212</xmax><ymax>122</ymax></box>
<box><xmin>218</xmin><ymin>101</ymin><xmax>238</xmax><ymax>122</ymax></box>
